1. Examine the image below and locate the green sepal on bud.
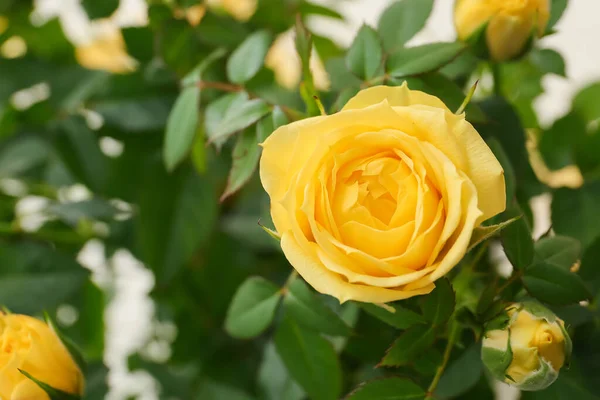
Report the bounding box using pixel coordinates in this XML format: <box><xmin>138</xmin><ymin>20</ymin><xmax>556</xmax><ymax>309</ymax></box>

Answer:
<box><xmin>463</xmin><ymin>20</ymin><xmax>538</xmax><ymax>63</ymax></box>
<box><xmin>481</xmin><ymin>302</ymin><xmax>572</xmax><ymax>391</ymax></box>
<box><xmin>19</xmin><ymin>369</ymin><xmax>82</xmax><ymax>400</ymax></box>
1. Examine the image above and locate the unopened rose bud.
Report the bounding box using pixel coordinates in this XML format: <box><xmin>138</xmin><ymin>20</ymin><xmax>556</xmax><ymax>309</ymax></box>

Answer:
<box><xmin>454</xmin><ymin>0</ymin><xmax>550</xmax><ymax>62</ymax></box>
<box><xmin>482</xmin><ymin>302</ymin><xmax>571</xmax><ymax>391</ymax></box>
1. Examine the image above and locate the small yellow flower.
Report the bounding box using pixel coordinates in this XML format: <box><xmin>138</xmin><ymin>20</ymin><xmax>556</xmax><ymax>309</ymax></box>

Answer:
<box><xmin>482</xmin><ymin>302</ymin><xmax>571</xmax><ymax>391</ymax></box>
<box><xmin>455</xmin><ymin>0</ymin><xmax>551</xmax><ymax>61</ymax></box>
<box><xmin>260</xmin><ymin>84</ymin><xmax>505</xmax><ymax>303</ymax></box>
<box><xmin>75</xmin><ymin>22</ymin><xmax>137</xmax><ymax>74</ymax></box>
<box><xmin>0</xmin><ymin>313</ymin><xmax>84</xmax><ymax>399</ymax></box>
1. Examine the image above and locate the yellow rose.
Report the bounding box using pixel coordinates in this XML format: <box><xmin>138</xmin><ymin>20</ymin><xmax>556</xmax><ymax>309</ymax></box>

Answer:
<box><xmin>454</xmin><ymin>0</ymin><xmax>551</xmax><ymax>61</ymax></box>
<box><xmin>259</xmin><ymin>84</ymin><xmax>505</xmax><ymax>304</ymax></box>
<box><xmin>482</xmin><ymin>302</ymin><xmax>571</xmax><ymax>390</ymax></box>
<box><xmin>0</xmin><ymin>313</ymin><xmax>84</xmax><ymax>399</ymax></box>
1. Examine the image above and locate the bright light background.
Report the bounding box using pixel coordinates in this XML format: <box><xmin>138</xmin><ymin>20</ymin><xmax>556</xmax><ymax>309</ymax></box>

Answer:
<box><xmin>30</xmin><ymin>1</ymin><xmax>600</xmax><ymax>399</ymax></box>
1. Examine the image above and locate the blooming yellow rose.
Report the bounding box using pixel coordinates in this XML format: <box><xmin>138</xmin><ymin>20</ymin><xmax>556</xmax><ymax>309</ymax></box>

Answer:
<box><xmin>454</xmin><ymin>0</ymin><xmax>550</xmax><ymax>61</ymax></box>
<box><xmin>482</xmin><ymin>302</ymin><xmax>571</xmax><ymax>390</ymax></box>
<box><xmin>0</xmin><ymin>313</ymin><xmax>84</xmax><ymax>399</ymax></box>
<box><xmin>259</xmin><ymin>84</ymin><xmax>505</xmax><ymax>304</ymax></box>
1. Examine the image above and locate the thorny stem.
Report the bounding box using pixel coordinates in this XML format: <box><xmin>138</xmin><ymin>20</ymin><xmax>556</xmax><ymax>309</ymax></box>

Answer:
<box><xmin>426</xmin><ymin>319</ymin><xmax>460</xmax><ymax>399</ymax></box>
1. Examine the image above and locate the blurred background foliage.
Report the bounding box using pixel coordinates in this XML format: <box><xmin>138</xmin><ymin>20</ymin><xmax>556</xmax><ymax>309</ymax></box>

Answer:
<box><xmin>0</xmin><ymin>0</ymin><xmax>599</xmax><ymax>399</ymax></box>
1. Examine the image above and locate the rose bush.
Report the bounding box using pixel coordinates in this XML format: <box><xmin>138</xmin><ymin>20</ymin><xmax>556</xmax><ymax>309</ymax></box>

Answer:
<box><xmin>260</xmin><ymin>83</ymin><xmax>506</xmax><ymax>304</ymax></box>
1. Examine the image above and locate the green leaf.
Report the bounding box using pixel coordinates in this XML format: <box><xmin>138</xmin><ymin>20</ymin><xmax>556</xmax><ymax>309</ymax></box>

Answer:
<box><xmin>419</xmin><ymin>278</ymin><xmax>455</xmax><ymax>326</ymax></box>
<box><xmin>552</xmin><ymin>181</ymin><xmax>600</xmax><ymax>249</ymax></box>
<box><xmin>163</xmin><ymin>87</ymin><xmax>200</xmax><ymax>171</ymax></box>
<box><xmin>477</xmin><ymin>97</ymin><xmax>542</xmax><ymax>198</ymax></box>
<box><xmin>44</xmin><ymin>313</ymin><xmax>87</xmax><ymax>374</ymax></box>
<box><xmin>523</xmin><ymin>261</ymin><xmax>592</xmax><ymax>305</ymax></box>
<box><xmin>387</xmin><ymin>42</ymin><xmax>465</xmax><ymax>78</ymax></box>
<box><xmin>298</xmin><ymin>2</ymin><xmax>343</xmax><ymax>20</ymax></box>
<box><xmin>284</xmin><ymin>277</ymin><xmax>351</xmax><ymax>337</ymax></box>
<box><xmin>347</xmin><ymin>377</ymin><xmax>426</xmax><ymax>400</ymax></box>
<box><xmin>136</xmin><ymin>164</ymin><xmax>218</xmax><ymax>282</ymax></box>
<box><xmin>274</xmin><ymin>317</ymin><xmax>342</xmax><ymax>400</ymax></box>
<box><xmin>225</xmin><ymin>277</ymin><xmax>281</xmax><ymax>339</ymax></box>
<box><xmin>0</xmin><ymin>136</ymin><xmax>49</xmax><ymax>178</ymax></box>
<box><xmin>580</xmin><ymin>236</ymin><xmax>600</xmax><ymax>294</ymax></box>
<box><xmin>54</xmin><ymin>117</ymin><xmax>108</xmax><ymax>193</ymax></box>
<box><xmin>501</xmin><ymin>207</ymin><xmax>534</xmax><ymax>270</ymax></box>
<box><xmin>530</xmin><ymin>48</ymin><xmax>566</xmax><ymax>77</ymax></box>
<box><xmin>19</xmin><ymin>369</ymin><xmax>81</xmax><ymax>400</ymax></box>
<box><xmin>81</xmin><ymin>0</ymin><xmax>119</xmax><ymax>19</ymax></box>
<box><xmin>379</xmin><ymin>325</ymin><xmax>436</xmax><ymax>367</ymax></box>
<box><xmin>346</xmin><ymin>25</ymin><xmax>384</xmax><ymax>81</ymax></box>
<box><xmin>182</xmin><ymin>47</ymin><xmax>228</xmax><ymax>86</ymax></box>
<box><xmin>205</xmin><ymin>92</ymin><xmax>249</xmax><ymax>149</ymax></box>
<box><xmin>486</xmin><ymin>138</ymin><xmax>516</xmax><ymax>202</ymax></box>
<box><xmin>197</xmin><ymin>380</ymin><xmax>256</xmax><ymax>400</ymax></box>
<box><xmin>0</xmin><ymin>270</ymin><xmax>88</xmax><ymax>315</ymax></box>
<box><xmin>435</xmin><ymin>344</ymin><xmax>483</xmax><ymax>399</ymax></box>
<box><xmin>535</xmin><ymin>236</ymin><xmax>581</xmax><ymax>269</ymax></box>
<box><xmin>326</xmin><ymin>57</ymin><xmax>362</xmax><ymax>91</ymax></box>
<box><xmin>227</xmin><ymin>30</ymin><xmax>272</xmax><ymax>84</ymax></box>
<box><xmin>573</xmin><ymin>82</ymin><xmax>600</xmax><ymax>123</ymax></box>
<box><xmin>539</xmin><ymin>114</ymin><xmax>585</xmax><ymax>170</ymax></box>
<box><xmin>546</xmin><ymin>0</ymin><xmax>569</xmax><ymax>33</ymax></box>
<box><xmin>206</xmin><ymin>95</ymin><xmax>271</xmax><ymax>149</ymax></box>
<box><xmin>358</xmin><ymin>303</ymin><xmax>425</xmax><ymax>330</ymax></box>
<box><xmin>220</xmin><ymin>123</ymin><xmax>263</xmax><ymax>201</ymax></box>
<box><xmin>93</xmin><ymin>97</ymin><xmax>172</xmax><ymax>132</ymax></box>
<box><xmin>378</xmin><ymin>0</ymin><xmax>435</xmax><ymax>52</ymax></box>
<box><xmin>258</xmin><ymin>342</ymin><xmax>305</xmax><ymax>400</ymax></box>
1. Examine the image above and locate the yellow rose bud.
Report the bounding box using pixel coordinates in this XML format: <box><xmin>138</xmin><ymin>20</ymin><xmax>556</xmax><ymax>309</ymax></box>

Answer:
<box><xmin>259</xmin><ymin>84</ymin><xmax>505</xmax><ymax>304</ymax></box>
<box><xmin>454</xmin><ymin>0</ymin><xmax>551</xmax><ymax>61</ymax></box>
<box><xmin>482</xmin><ymin>302</ymin><xmax>572</xmax><ymax>391</ymax></box>
<box><xmin>0</xmin><ymin>313</ymin><xmax>85</xmax><ymax>399</ymax></box>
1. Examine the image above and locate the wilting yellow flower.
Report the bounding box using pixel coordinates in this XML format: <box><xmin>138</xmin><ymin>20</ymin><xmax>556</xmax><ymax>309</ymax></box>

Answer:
<box><xmin>482</xmin><ymin>302</ymin><xmax>571</xmax><ymax>391</ymax></box>
<box><xmin>265</xmin><ymin>30</ymin><xmax>330</xmax><ymax>91</ymax></box>
<box><xmin>455</xmin><ymin>0</ymin><xmax>551</xmax><ymax>61</ymax></box>
<box><xmin>75</xmin><ymin>23</ymin><xmax>137</xmax><ymax>74</ymax></box>
<box><xmin>259</xmin><ymin>84</ymin><xmax>505</xmax><ymax>303</ymax></box>
<box><xmin>0</xmin><ymin>313</ymin><xmax>84</xmax><ymax>399</ymax></box>
<box><xmin>205</xmin><ymin>0</ymin><xmax>257</xmax><ymax>22</ymax></box>
<box><xmin>525</xmin><ymin>129</ymin><xmax>584</xmax><ymax>189</ymax></box>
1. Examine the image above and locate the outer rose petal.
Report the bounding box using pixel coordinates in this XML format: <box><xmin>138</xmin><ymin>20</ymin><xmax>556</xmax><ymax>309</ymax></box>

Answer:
<box><xmin>10</xmin><ymin>379</ymin><xmax>49</xmax><ymax>400</ymax></box>
<box><xmin>280</xmin><ymin>232</ymin><xmax>435</xmax><ymax>303</ymax></box>
<box><xmin>342</xmin><ymin>84</ymin><xmax>505</xmax><ymax>222</ymax></box>
<box><xmin>454</xmin><ymin>0</ymin><xmax>495</xmax><ymax>40</ymax></box>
